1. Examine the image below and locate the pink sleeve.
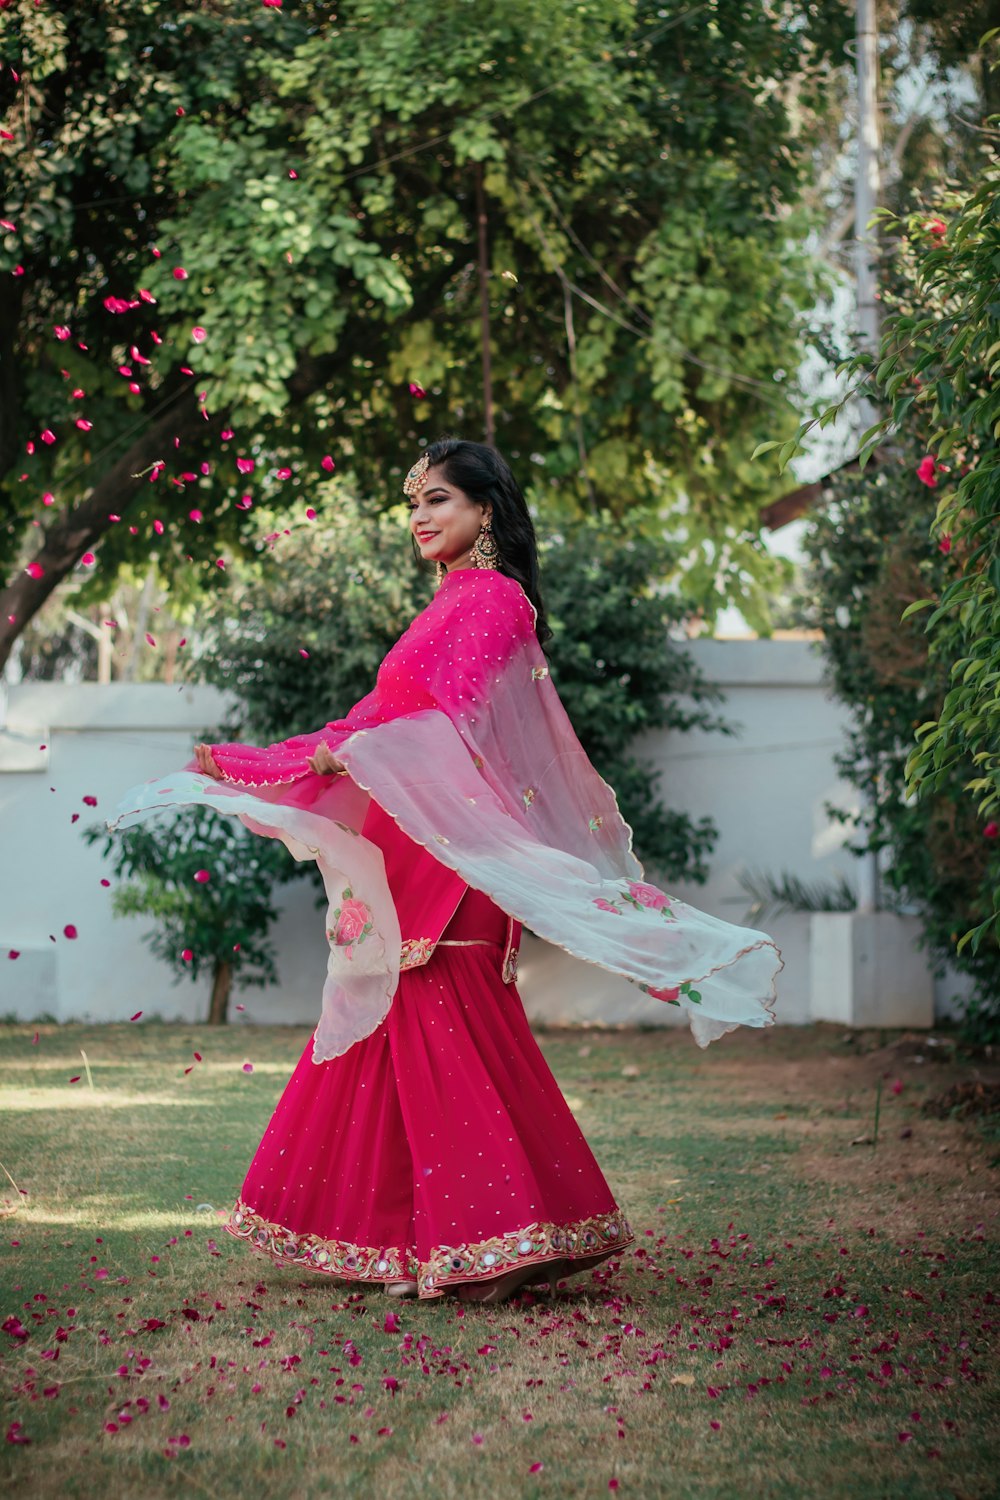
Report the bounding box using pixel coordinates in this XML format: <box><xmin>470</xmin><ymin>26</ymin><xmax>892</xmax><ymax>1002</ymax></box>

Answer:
<box><xmin>206</xmin><ymin>572</ymin><xmax>534</xmax><ymax>788</ymax></box>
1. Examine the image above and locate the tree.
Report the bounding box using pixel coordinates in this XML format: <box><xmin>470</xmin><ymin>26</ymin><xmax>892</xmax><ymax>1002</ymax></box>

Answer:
<box><xmin>83</xmin><ymin>807</ymin><xmax>295</xmax><ymax>1024</ymax></box>
<box><xmin>800</xmin><ymin>436</ymin><xmax>1000</xmax><ymax>1038</ymax></box>
<box><xmin>1</xmin><ymin>0</ymin><xmax>853</xmax><ymax>671</ymax></box>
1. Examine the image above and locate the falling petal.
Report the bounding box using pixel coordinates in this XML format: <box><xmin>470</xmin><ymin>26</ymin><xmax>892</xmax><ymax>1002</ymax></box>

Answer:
<box><xmin>181</xmin><ymin>949</ymin><xmax>193</xmax><ymax>962</ymax></box>
<box><xmin>236</xmin><ymin>458</ymin><xmax>255</xmax><ymax>474</ymax></box>
<box><xmin>130</xmin><ymin>1012</ymin><xmax>143</xmax><ymax>1021</ymax></box>
<box><xmin>63</xmin><ymin>924</ymin><xmax>78</xmax><ymax>940</ymax></box>
<box><xmin>75</xmin><ymin>418</ymin><xmax>93</xmax><ymax>432</ymax></box>
<box><xmin>53</xmin><ymin>325</ymin><xmax>71</xmax><ymax>341</ymax></box>
<box><xmin>189</xmin><ymin>509</ymin><xmax>203</xmax><ymax>522</ymax></box>
<box><xmin>194</xmin><ymin>870</ymin><xmax>211</xmax><ymax>883</ymax></box>
<box><xmin>80</xmin><ymin>552</ymin><xmax>95</xmax><ymax>566</ymax></box>
<box><xmin>299</xmin><ymin>649</ymin><xmax>310</xmax><ymax>658</ymax></box>
<box><xmin>82</xmin><ymin>795</ymin><xmax>98</xmax><ymax>807</ymax></box>
<box><xmin>145</xmin><ymin>633</ymin><xmax>157</xmax><ymax>647</ymax></box>
<box><xmin>191</xmin><ymin>326</ymin><xmax>207</xmax><ymax>343</ymax></box>
<box><xmin>172</xmin><ymin>267</ymin><xmax>188</xmax><ymax>280</ymax></box>
<box><xmin>243</xmin><ymin>1062</ymin><xmax>254</xmax><ymax>1073</ymax></box>
<box><xmin>305</xmin><ymin>507</ymin><xmax>317</xmax><ymax>520</ymax></box>
<box><xmin>320</xmin><ymin>455</ymin><xmax>335</xmax><ymax>472</ymax></box>
<box><xmin>25</xmin><ymin>562</ymin><xmax>44</xmax><ymax>579</ymax></box>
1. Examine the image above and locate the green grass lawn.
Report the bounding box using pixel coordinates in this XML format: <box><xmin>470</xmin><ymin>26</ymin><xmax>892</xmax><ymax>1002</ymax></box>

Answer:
<box><xmin>1</xmin><ymin>1020</ymin><xmax>997</xmax><ymax>1499</ymax></box>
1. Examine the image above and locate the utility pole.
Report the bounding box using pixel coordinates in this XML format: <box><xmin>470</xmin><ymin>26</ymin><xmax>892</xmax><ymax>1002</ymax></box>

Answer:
<box><xmin>855</xmin><ymin>0</ymin><xmax>881</xmax><ymax>377</ymax></box>
<box><xmin>854</xmin><ymin>0</ymin><xmax>881</xmax><ymax>914</ymax></box>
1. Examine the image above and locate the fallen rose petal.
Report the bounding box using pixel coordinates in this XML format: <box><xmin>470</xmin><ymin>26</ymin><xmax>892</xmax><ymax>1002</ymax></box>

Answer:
<box><xmin>194</xmin><ymin>870</ymin><xmax>211</xmax><ymax>883</ymax></box>
<box><xmin>63</xmin><ymin>924</ymin><xmax>78</xmax><ymax>940</ymax></box>
<box><xmin>181</xmin><ymin>949</ymin><xmax>193</xmax><ymax>962</ymax></box>
<box><xmin>80</xmin><ymin>552</ymin><xmax>95</xmax><ymax>566</ymax></box>
<box><xmin>191</xmin><ymin>326</ymin><xmax>207</xmax><ymax>343</ymax></box>
<box><xmin>130</xmin><ymin>1012</ymin><xmax>142</xmax><ymax>1021</ymax></box>
<box><xmin>172</xmin><ymin>267</ymin><xmax>188</xmax><ymax>280</ymax></box>
<box><xmin>145</xmin><ymin>633</ymin><xmax>157</xmax><ymax>647</ymax></box>
<box><xmin>53</xmin><ymin>325</ymin><xmax>71</xmax><ymax>341</ymax></box>
<box><xmin>243</xmin><ymin>1062</ymin><xmax>254</xmax><ymax>1073</ymax></box>
<box><xmin>320</xmin><ymin>455</ymin><xmax>335</xmax><ymax>472</ymax></box>
<box><xmin>25</xmin><ymin>562</ymin><xmax>44</xmax><ymax>578</ymax></box>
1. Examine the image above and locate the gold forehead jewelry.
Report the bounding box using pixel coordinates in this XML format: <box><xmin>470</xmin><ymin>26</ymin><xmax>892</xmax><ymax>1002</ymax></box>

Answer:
<box><xmin>402</xmin><ymin>453</ymin><xmax>430</xmax><ymax>497</ymax></box>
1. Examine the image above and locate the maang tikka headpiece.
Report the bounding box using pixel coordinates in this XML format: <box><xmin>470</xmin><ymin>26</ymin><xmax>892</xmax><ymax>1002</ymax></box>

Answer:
<box><xmin>402</xmin><ymin>453</ymin><xmax>430</xmax><ymax>498</ymax></box>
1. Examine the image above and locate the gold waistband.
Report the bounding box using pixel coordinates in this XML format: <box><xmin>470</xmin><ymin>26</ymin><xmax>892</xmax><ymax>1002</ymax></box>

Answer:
<box><xmin>435</xmin><ymin>938</ymin><xmax>503</xmax><ymax>949</ymax></box>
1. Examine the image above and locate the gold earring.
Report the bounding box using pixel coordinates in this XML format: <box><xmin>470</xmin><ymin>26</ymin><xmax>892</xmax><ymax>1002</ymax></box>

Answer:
<box><xmin>434</xmin><ymin>560</ymin><xmax>445</xmax><ymax>586</ymax></box>
<box><xmin>471</xmin><ymin>519</ymin><xmax>499</xmax><ymax>570</ymax></box>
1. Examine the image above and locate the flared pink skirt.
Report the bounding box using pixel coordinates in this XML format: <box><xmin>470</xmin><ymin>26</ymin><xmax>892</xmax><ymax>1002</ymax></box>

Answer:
<box><xmin>224</xmin><ymin>884</ymin><xmax>633</xmax><ymax>1298</ymax></box>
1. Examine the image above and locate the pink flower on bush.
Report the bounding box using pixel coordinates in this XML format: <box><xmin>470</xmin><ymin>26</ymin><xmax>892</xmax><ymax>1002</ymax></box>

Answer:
<box><xmin>916</xmin><ymin>455</ymin><xmax>939</xmax><ymax>487</ymax></box>
<box><xmin>333</xmin><ymin>896</ymin><xmax>371</xmax><ymax>948</ymax></box>
<box><xmin>924</xmin><ymin>218</ymin><xmax>947</xmax><ymax>238</ymax></box>
<box><xmin>938</xmin><ymin>535</ymin><xmax>952</xmax><ymax>555</ymax></box>
<box><xmin>627</xmin><ymin>881</ymin><xmax>668</xmax><ymax>911</ymax></box>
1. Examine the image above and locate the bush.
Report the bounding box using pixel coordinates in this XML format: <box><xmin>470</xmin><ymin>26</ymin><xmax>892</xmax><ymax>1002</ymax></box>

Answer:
<box><xmin>84</xmin><ymin>808</ymin><xmax>295</xmax><ymax>1024</ymax></box>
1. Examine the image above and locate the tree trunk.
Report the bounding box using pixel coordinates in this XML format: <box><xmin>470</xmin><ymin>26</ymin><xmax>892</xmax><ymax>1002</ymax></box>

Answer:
<box><xmin>0</xmin><ymin>393</ymin><xmax>222</xmax><ymax>676</ymax></box>
<box><xmin>208</xmin><ymin>959</ymin><xmax>232</xmax><ymax>1025</ymax></box>
<box><xmin>474</xmin><ymin>162</ymin><xmax>495</xmax><ymax>448</ymax></box>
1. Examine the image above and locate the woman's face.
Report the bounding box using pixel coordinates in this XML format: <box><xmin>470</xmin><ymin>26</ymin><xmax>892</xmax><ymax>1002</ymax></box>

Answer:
<box><xmin>408</xmin><ymin>465</ymin><xmax>492</xmax><ymax>573</ymax></box>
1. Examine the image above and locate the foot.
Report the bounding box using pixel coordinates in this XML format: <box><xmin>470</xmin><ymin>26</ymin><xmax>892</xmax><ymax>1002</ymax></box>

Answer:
<box><xmin>385</xmin><ymin>1279</ymin><xmax>419</xmax><ymax>1297</ymax></box>
<box><xmin>455</xmin><ymin>1265</ymin><xmax>541</xmax><ymax>1305</ymax></box>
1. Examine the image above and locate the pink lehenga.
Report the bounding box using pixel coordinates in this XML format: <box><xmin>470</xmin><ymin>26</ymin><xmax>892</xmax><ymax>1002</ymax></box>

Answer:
<box><xmin>111</xmin><ymin>566</ymin><xmax>781</xmax><ymax>1298</ymax></box>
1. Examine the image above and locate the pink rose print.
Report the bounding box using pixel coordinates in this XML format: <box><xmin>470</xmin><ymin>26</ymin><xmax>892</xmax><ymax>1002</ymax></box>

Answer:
<box><xmin>335</xmin><ymin>897</ymin><xmax>370</xmax><ymax>945</ymax></box>
<box><xmin>593</xmin><ymin>898</ymin><xmax>621</xmax><ymax>914</ymax></box>
<box><xmin>646</xmin><ymin>984</ymin><xmax>681</xmax><ymax>1004</ymax></box>
<box><xmin>328</xmin><ymin>889</ymin><xmax>373</xmax><ymax>960</ymax></box>
<box><xmin>627</xmin><ymin>881</ymin><xmax>669</xmax><ymax>911</ymax></box>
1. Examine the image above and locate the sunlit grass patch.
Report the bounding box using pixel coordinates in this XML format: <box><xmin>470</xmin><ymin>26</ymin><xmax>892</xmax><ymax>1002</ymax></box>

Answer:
<box><xmin>1</xmin><ymin>1021</ymin><xmax>997</xmax><ymax>1499</ymax></box>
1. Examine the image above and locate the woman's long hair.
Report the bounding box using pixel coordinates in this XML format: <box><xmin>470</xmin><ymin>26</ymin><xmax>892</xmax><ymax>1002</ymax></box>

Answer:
<box><xmin>409</xmin><ymin>437</ymin><xmax>552</xmax><ymax>648</ymax></box>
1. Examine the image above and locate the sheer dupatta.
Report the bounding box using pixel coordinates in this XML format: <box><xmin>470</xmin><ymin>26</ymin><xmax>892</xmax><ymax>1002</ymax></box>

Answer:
<box><xmin>110</xmin><ymin>567</ymin><xmax>781</xmax><ymax>1057</ymax></box>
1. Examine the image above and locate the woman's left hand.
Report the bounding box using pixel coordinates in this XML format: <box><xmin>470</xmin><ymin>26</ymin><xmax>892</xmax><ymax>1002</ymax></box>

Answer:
<box><xmin>307</xmin><ymin>742</ymin><xmax>348</xmax><ymax>776</ymax></box>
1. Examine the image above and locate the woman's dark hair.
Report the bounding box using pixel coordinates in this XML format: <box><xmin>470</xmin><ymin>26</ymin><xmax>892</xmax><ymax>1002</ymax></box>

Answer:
<box><xmin>409</xmin><ymin>437</ymin><xmax>552</xmax><ymax>647</ymax></box>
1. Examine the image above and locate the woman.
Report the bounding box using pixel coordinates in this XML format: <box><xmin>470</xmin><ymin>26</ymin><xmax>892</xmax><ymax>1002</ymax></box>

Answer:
<box><xmin>111</xmin><ymin>438</ymin><xmax>781</xmax><ymax>1305</ymax></box>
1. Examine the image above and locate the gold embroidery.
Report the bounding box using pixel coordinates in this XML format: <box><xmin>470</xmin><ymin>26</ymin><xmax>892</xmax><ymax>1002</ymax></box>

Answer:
<box><xmin>531</xmin><ymin>665</ymin><xmax>549</xmax><ymax>680</ymax></box>
<box><xmin>225</xmin><ymin>1201</ymin><xmax>633</xmax><ymax>1299</ymax></box>
<box><xmin>522</xmin><ymin>786</ymin><xmax>536</xmax><ymax>809</ymax></box>
<box><xmin>502</xmin><ymin>946</ymin><xmax>519</xmax><ymax>984</ymax></box>
<box><xmin>399</xmin><ymin>937</ymin><xmax>435</xmax><ymax>969</ymax></box>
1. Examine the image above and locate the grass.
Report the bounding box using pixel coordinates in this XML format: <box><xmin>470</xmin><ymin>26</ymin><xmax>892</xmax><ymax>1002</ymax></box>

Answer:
<box><xmin>1</xmin><ymin>1020</ymin><xmax>997</xmax><ymax>1499</ymax></box>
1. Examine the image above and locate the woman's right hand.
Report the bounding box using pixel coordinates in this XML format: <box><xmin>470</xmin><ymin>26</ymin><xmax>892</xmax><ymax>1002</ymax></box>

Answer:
<box><xmin>194</xmin><ymin>743</ymin><xmax>224</xmax><ymax>780</ymax></box>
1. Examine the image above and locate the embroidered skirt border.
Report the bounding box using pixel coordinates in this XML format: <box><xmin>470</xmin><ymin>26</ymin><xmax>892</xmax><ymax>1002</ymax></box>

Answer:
<box><xmin>224</xmin><ymin>1198</ymin><xmax>634</xmax><ymax>1299</ymax></box>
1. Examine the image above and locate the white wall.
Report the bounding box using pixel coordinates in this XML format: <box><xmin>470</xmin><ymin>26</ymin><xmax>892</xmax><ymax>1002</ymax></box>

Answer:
<box><xmin>0</xmin><ymin>646</ymin><xmax>930</xmax><ymax>1030</ymax></box>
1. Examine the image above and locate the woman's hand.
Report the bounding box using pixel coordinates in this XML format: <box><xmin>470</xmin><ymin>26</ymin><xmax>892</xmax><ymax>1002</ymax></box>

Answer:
<box><xmin>307</xmin><ymin>742</ymin><xmax>348</xmax><ymax>776</ymax></box>
<box><xmin>194</xmin><ymin>743</ymin><xmax>224</xmax><ymax>780</ymax></box>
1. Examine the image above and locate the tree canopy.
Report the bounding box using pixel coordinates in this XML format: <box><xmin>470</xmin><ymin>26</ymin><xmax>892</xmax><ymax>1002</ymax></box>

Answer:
<box><xmin>1</xmin><ymin>0</ymin><xmax>853</xmax><ymax>668</ymax></box>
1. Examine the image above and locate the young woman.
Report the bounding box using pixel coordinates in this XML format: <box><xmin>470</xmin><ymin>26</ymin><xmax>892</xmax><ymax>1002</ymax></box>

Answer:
<box><xmin>113</xmin><ymin>438</ymin><xmax>781</xmax><ymax>1304</ymax></box>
